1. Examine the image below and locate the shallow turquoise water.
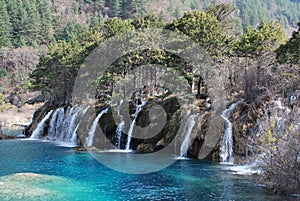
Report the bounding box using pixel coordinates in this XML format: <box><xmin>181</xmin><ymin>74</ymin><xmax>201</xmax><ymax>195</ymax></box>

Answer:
<box><xmin>0</xmin><ymin>139</ymin><xmax>287</xmax><ymax>201</ymax></box>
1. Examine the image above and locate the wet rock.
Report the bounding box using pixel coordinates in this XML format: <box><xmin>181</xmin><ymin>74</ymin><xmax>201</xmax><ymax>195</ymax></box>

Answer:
<box><xmin>136</xmin><ymin>143</ymin><xmax>154</xmax><ymax>153</ymax></box>
<box><xmin>155</xmin><ymin>138</ymin><xmax>165</xmax><ymax>151</ymax></box>
<box><xmin>24</xmin><ymin>102</ymin><xmax>69</xmax><ymax>138</ymax></box>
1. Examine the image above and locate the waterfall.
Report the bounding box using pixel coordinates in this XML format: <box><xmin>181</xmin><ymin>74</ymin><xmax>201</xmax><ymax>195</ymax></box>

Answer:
<box><xmin>30</xmin><ymin>105</ymin><xmax>89</xmax><ymax>146</ymax></box>
<box><xmin>46</xmin><ymin>106</ymin><xmax>83</xmax><ymax>146</ymax></box>
<box><xmin>125</xmin><ymin>101</ymin><xmax>147</xmax><ymax>151</ymax></box>
<box><xmin>59</xmin><ymin>107</ymin><xmax>73</xmax><ymax>142</ymax></box>
<box><xmin>30</xmin><ymin>110</ymin><xmax>53</xmax><ymax>139</ymax></box>
<box><xmin>220</xmin><ymin>103</ymin><xmax>238</xmax><ymax>163</ymax></box>
<box><xmin>47</xmin><ymin>108</ymin><xmax>62</xmax><ymax>141</ymax></box>
<box><xmin>85</xmin><ymin>108</ymin><xmax>109</xmax><ymax>147</ymax></box>
<box><xmin>179</xmin><ymin>115</ymin><xmax>197</xmax><ymax>159</ymax></box>
<box><xmin>70</xmin><ymin>106</ymin><xmax>90</xmax><ymax>145</ymax></box>
<box><xmin>115</xmin><ymin>100</ymin><xmax>125</xmax><ymax>149</ymax></box>
<box><xmin>269</xmin><ymin>98</ymin><xmax>291</xmax><ymax>133</ymax></box>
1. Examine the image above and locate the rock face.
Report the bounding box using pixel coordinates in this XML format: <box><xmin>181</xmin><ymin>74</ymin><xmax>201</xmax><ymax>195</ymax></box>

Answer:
<box><xmin>230</xmin><ymin>101</ymin><xmax>267</xmax><ymax>163</ymax></box>
<box><xmin>29</xmin><ymin>93</ymin><xmax>296</xmax><ymax>164</ymax></box>
<box><xmin>24</xmin><ymin>96</ymin><xmax>227</xmax><ymax>161</ymax></box>
<box><xmin>193</xmin><ymin>114</ymin><xmax>225</xmax><ymax>161</ymax></box>
<box><xmin>24</xmin><ymin>102</ymin><xmax>68</xmax><ymax>138</ymax></box>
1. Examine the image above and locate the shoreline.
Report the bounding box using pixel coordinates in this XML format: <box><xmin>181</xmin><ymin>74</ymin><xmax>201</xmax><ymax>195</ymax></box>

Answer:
<box><xmin>0</xmin><ymin>103</ymin><xmax>42</xmax><ymax>131</ymax></box>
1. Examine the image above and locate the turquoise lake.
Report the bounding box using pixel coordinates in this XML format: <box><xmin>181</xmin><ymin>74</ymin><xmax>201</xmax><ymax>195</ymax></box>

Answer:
<box><xmin>0</xmin><ymin>139</ymin><xmax>289</xmax><ymax>201</ymax></box>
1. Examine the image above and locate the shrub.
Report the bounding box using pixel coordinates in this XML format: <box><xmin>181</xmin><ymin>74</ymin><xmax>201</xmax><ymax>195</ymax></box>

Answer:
<box><xmin>259</xmin><ymin>130</ymin><xmax>300</xmax><ymax>195</ymax></box>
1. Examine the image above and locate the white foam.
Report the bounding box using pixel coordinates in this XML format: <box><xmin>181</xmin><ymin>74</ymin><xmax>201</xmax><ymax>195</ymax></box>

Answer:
<box><xmin>222</xmin><ymin>163</ymin><xmax>262</xmax><ymax>175</ymax></box>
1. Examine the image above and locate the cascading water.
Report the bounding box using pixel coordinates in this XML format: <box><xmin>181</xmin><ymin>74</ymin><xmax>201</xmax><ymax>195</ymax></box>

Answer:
<box><xmin>115</xmin><ymin>100</ymin><xmax>125</xmax><ymax>149</ymax></box>
<box><xmin>125</xmin><ymin>101</ymin><xmax>147</xmax><ymax>151</ymax></box>
<box><xmin>220</xmin><ymin>103</ymin><xmax>238</xmax><ymax>163</ymax></box>
<box><xmin>59</xmin><ymin>107</ymin><xmax>73</xmax><ymax>142</ymax></box>
<box><xmin>30</xmin><ymin>110</ymin><xmax>53</xmax><ymax>139</ymax></box>
<box><xmin>47</xmin><ymin>108</ymin><xmax>62</xmax><ymax>141</ymax></box>
<box><xmin>179</xmin><ymin>115</ymin><xmax>197</xmax><ymax>159</ymax></box>
<box><xmin>70</xmin><ymin>106</ymin><xmax>90</xmax><ymax>145</ymax></box>
<box><xmin>47</xmin><ymin>106</ymin><xmax>82</xmax><ymax>145</ymax></box>
<box><xmin>272</xmin><ymin>98</ymin><xmax>291</xmax><ymax>132</ymax></box>
<box><xmin>85</xmin><ymin>108</ymin><xmax>109</xmax><ymax>147</ymax></box>
<box><xmin>31</xmin><ymin>105</ymin><xmax>88</xmax><ymax>147</ymax></box>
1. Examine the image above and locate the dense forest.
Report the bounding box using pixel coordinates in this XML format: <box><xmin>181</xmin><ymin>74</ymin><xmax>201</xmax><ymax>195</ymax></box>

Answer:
<box><xmin>1</xmin><ymin>0</ymin><xmax>299</xmax><ymax>104</ymax></box>
<box><xmin>0</xmin><ymin>0</ymin><xmax>300</xmax><ymax>49</ymax></box>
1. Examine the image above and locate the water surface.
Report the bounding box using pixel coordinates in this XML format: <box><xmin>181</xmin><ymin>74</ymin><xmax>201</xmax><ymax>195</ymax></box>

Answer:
<box><xmin>0</xmin><ymin>139</ymin><xmax>286</xmax><ymax>201</ymax></box>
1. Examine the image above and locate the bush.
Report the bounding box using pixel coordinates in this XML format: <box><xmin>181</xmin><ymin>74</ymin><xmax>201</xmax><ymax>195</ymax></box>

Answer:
<box><xmin>259</xmin><ymin>131</ymin><xmax>300</xmax><ymax>195</ymax></box>
<box><xmin>0</xmin><ymin>93</ymin><xmax>5</xmax><ymax>105</ymax></box>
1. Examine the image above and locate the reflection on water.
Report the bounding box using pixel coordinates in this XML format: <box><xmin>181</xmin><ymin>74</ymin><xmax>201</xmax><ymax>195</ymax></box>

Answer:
<box><xmin>0</xmin><ymin>140</ymin><xmax>289</xmax><ymax>201</ymax></box>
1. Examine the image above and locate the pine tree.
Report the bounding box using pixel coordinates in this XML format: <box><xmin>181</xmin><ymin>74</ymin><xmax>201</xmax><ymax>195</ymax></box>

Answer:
<box><xmin>276</xmin><ymin>22</ymin><xmax>300</xmax><ymax>65</ymax></box>
<box><xmin>167</xmin><ymin>11</ymin><xmax>227</xmax><ymax>58</ymax></box>
<box><xmin>0</xmin><ymin>0</ymin><xmax>12</xmax><ymax>47</ymax></box>
<box><xmin>89</xmin><ymin>13</ymin><xmax>104</xmax><ymax>29</ymax></box>
<box><xmin>24</xmin><ymin>0</ymin><xmax>41</xmax><ymax>47</ymax></box>
<box><xmin>62</xmin><ymin>21</ymin><xmax>87</xmax><ymax>41</ymax></box>
<box><xmin>37</xmin><ymin>0</ymin><xmax>54</xmax><ymax>45</ymax></box>
<box><xmin>6</xmin><ymin>0</ymin><xmax>21</xmax><ymax>47</ymax></box>
<box><xmin>234</xmin><ymin>20</ymin><xmax>286</xmax><ymax>85</ymax></box>
<box><xmin>110</xmin><ymin>0</ymin><xmax>122</xmax><ymax>18</ymax></box>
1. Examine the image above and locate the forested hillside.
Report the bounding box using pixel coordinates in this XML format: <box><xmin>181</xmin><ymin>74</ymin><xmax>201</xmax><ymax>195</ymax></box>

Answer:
<box><xmin>0</xmin><ymin>0</ymin><xmax>300</xmax><ymax>107</ymax></box>
<box><xmin>1</xmin><ymin>0</ymin><xmax>300</xmax><ymax>49</ymax></box>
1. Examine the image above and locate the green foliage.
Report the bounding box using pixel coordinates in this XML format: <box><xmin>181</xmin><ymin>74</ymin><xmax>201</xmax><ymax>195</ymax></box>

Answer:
<box><xmin>0</xmin><ymin>68</ymin><xmax>8</xmax><ymax>79</ymax></box>
<box><xmin>0</xmin><ymin>93</ymin><xmax>5</xmax><ymax>105</ymax></box>
<box><xmin>120</xmin><ymin>0</ymin><xmax>145</xmax><ymax>19</ymax></box>
<box><xmin>37</xmin><ymin>0</ymin><xmax>54</xmax><ymax>45</ymax></box>
<box><xmin>32</xmin><ymin>29</ymin><xmax>103</xmax><ymax>102</ymax></box>
<box><xmin>2</xmin><ymin>0</ymin><xmax>55</xmax><ymax>48</ymax></box>
<box><xmin>111</xmin><ymin>0</ymin><xmax>122</xmax><ymax>18</ymax></box>
<box><xmin>103</xmin><ymin>18</ymin><xmax>134</xmax><ymax>38</ymax></box>
<box><xmin>18</xmin><ymin>79</ymin><xmax>34</xmax><ymax>91</ymax></box>
<box><xmin>276</xmin><ymin>22</ymin><xmax>300</xmax><ymax>65</ymax></box>
<box><xmin>235</xmin><ymin>0</ymin><xmax>300</xmax><ymax>30</ymax></box>
<box><xmin>265</xmin><ymin>128</ymin><xmax>276</xmax><ymax>144</ymax></box>
<box><xmin>234</xmin><ymin>20</ymin><xmax>286</xmax><ymax>57</ymax></box>
<box><xmin>90</xmin><ymin>14</ymin><xmax>105</xmax><ymax>29</ymax></box>
<box><xmin>61</xmin><ymin>21</ymin><xmax>87</xmax><ymax>41</ymax></box>
<box><xmin>0</xmin><ymin>0</ymin><xmax>12</xmax><ymax>47</ymax></box>
<box><xmin>131</xmin><ymin>14</ymin><xmax>163</xmax><ymax>29</ymax></box>
<box><xmin>30</xmin><ymin>8</ymin><xmax>292</xmax><ymax>105</ymax></box>
<box><xmin>167</xmin><ymin>11</ymin><xmax>229</xmax><ymax>58</ymax></box>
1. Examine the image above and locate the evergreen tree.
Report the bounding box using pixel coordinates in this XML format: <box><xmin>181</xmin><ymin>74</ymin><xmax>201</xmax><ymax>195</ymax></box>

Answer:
<box><xmin>16</xmin><ymin>0</ymin><xmax>29</xmax><ymax>46</ymax></box>
<box><xmin>109</xmin><ymin>0</ymin><xmax>122</xmax><ymax>18</ymax></box>
<box><xmin>24</xmin><ymin>0</ymin><xmax>41</xmax><ymax>47</ymax></box>
<box><xmin>6</xmin><ymin>0</ymin><xmax>21</xmax><ymax>47</ymax></box>
<box><xmin>103</xmin><ymin>18</ymin><xmax>134</xmax><ymax>38</ymax></box>
<box><xmin>234</xmin><ymin>20</ymin><xmax>286</xmax><ymax>85</ymax></box>
<box><xmin>120</xmin><ymin>0</ymin><xmax>144</xmax><ymax>19</ymax></box>
<box><xmin>62</xmin><ymin>21</ymin><xmax>87</xmax><ymax>42</ymax></box>
<box><xmin>276</xmin><ymin>22</ymin><xmax>300</xmax><ymax>65</ymax></box>
<box><xmin>90</xmin><ymin>14</ymin><xmax>104</xmax><ymax>29</ymax></box>
<box><xmin>0</xmin><ymin>0</ymin><xmax>12</xmax><ymax>47</ymax></box>
<box><xmin>37</xmin><ymin>0</ymin><xmax>54</xmax><ymax>45</ymax></box>
<box><xmin>132</xmin><ymin>14</ymin><xmax>162</xmax><ymax>29</ymax></box>
<box><xmin>167</xmin><ymin>11</ymin><xmax>228</xmax><ymax>58</ymax></box>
